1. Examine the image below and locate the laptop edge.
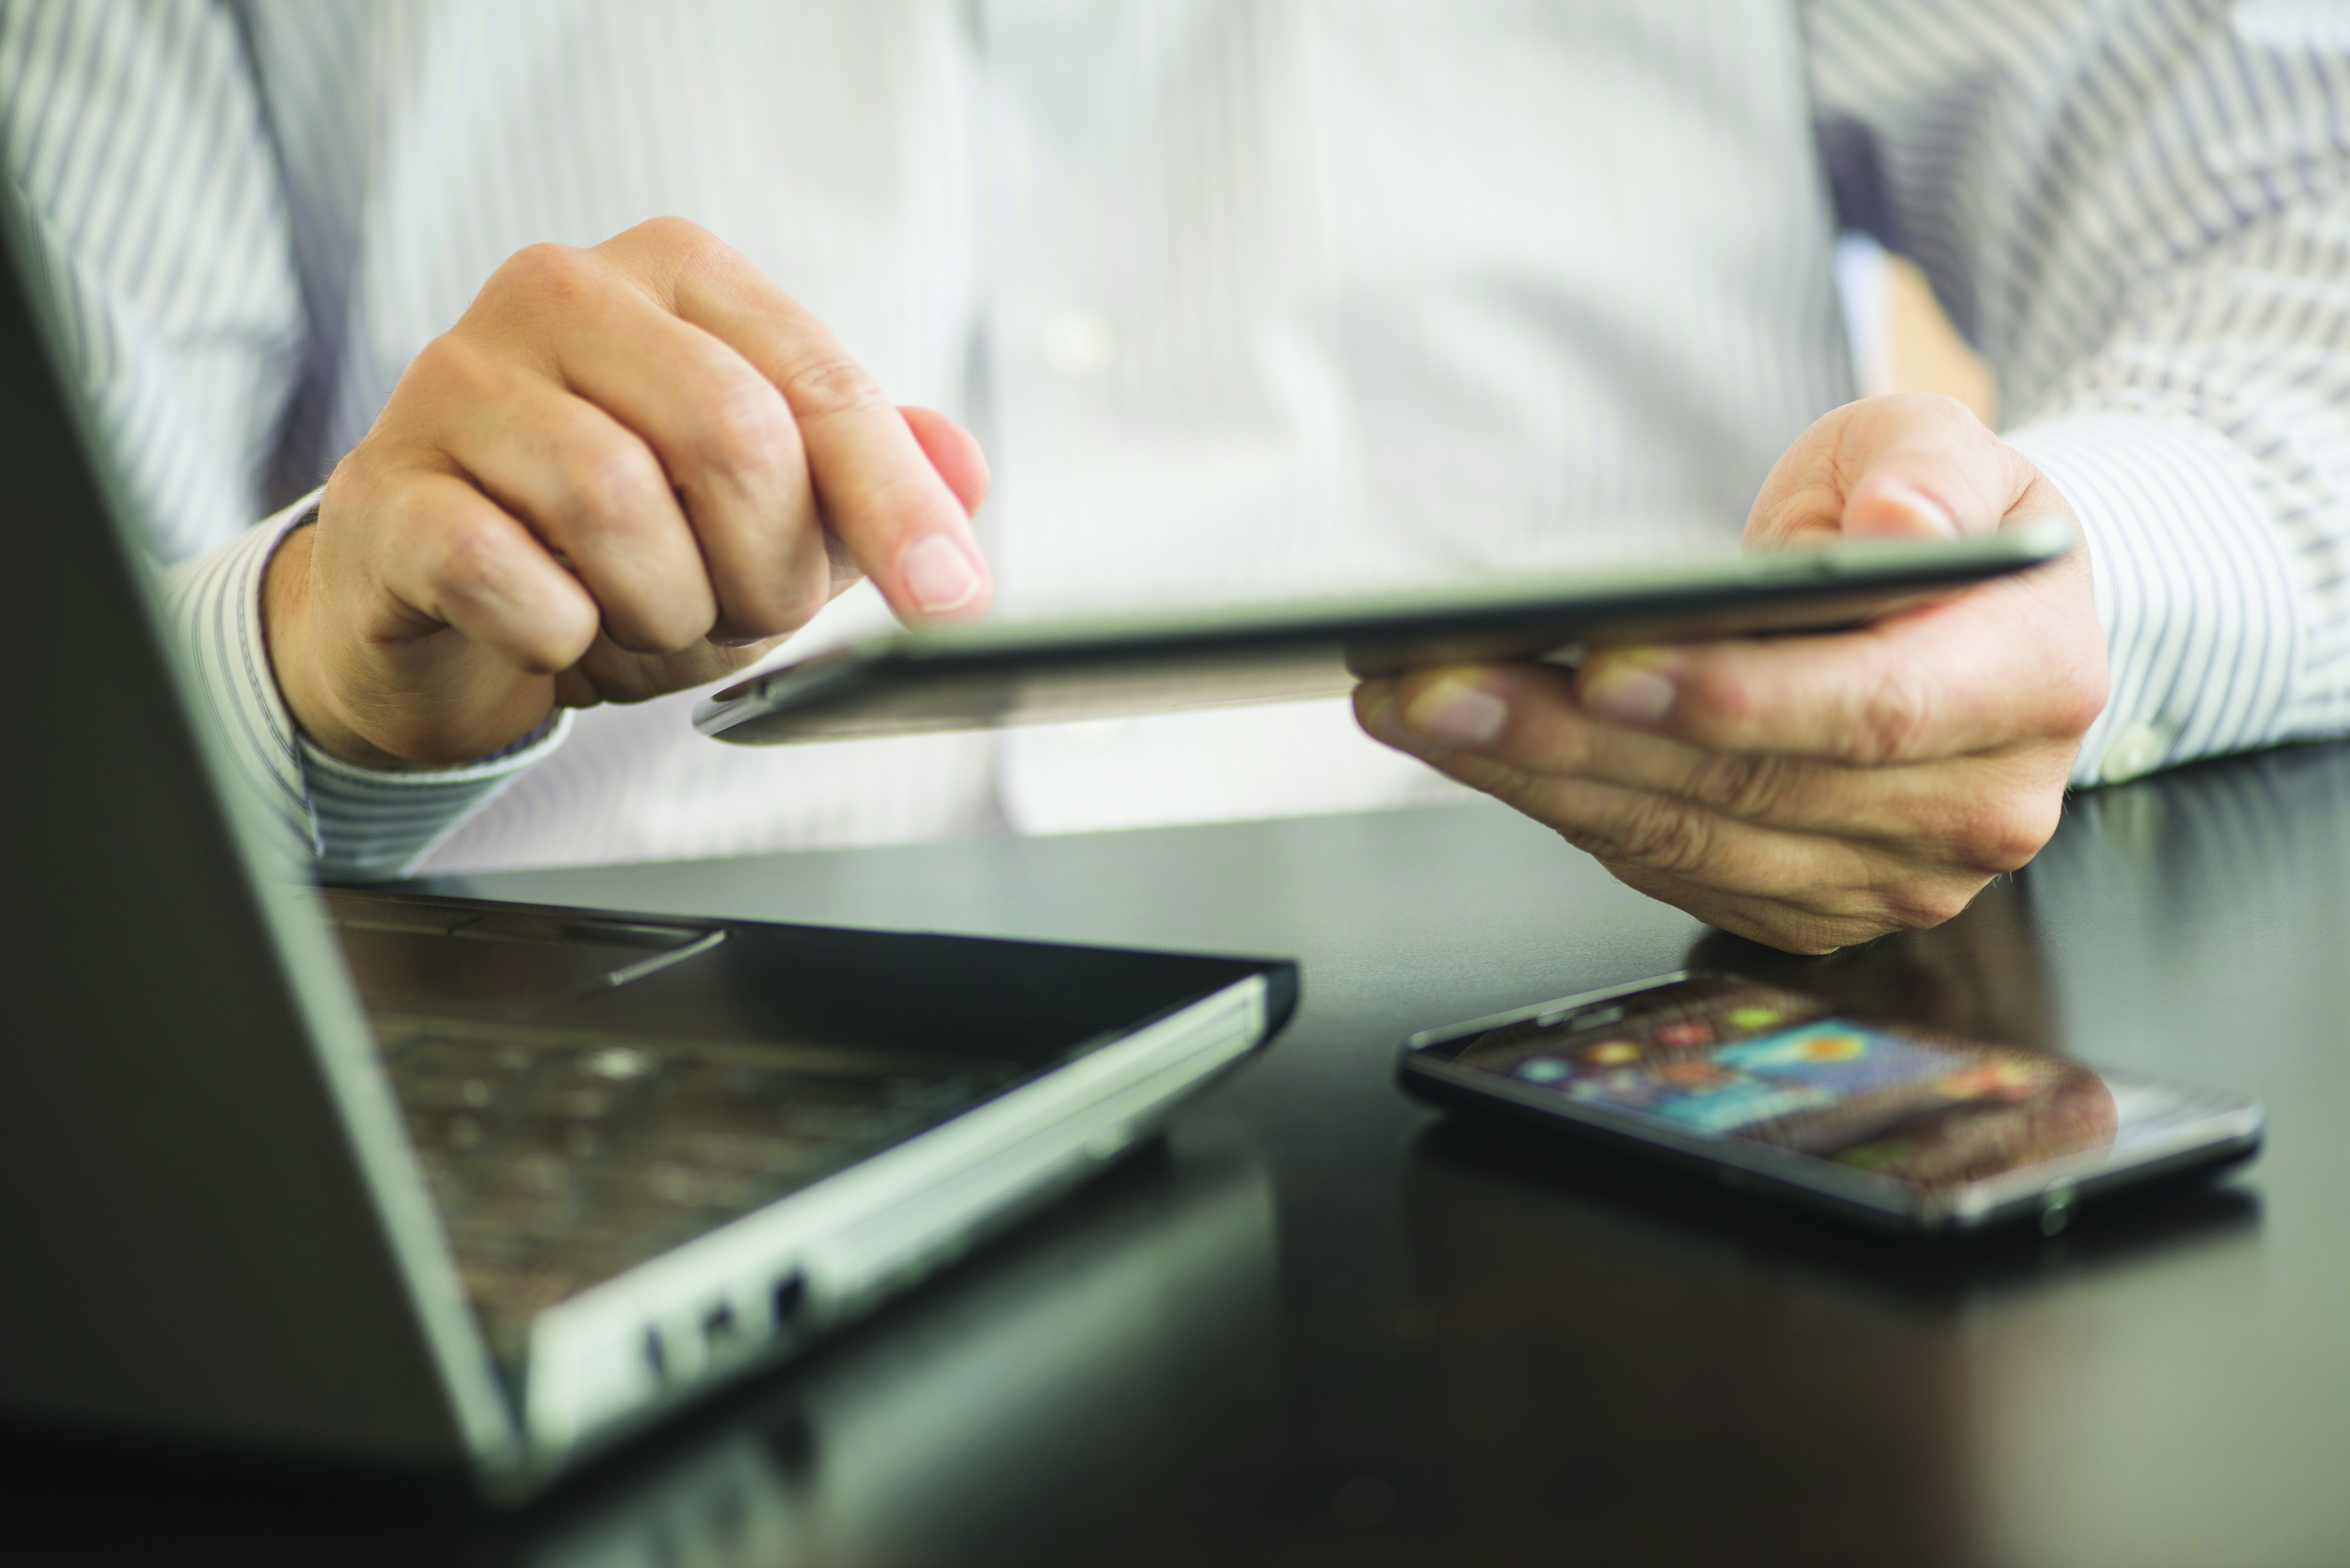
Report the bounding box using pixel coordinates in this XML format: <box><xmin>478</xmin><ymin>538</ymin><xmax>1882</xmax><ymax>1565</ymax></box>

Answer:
<box><xmin>1</xmin><ymin>153</ymin><xmax>520</xmax><ymax>1476</ymax></box>
<box><xmin>0</xmin><ymin>180</ymin><xmax>1295</xmax><ymax>1502</ymax></box>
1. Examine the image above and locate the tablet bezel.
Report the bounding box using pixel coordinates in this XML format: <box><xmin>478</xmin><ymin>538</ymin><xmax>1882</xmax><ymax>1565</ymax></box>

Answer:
<box><xmin>694</xmin><ymin>521</ymin><xmax>2075</xmax><ymax>746</ymax></box>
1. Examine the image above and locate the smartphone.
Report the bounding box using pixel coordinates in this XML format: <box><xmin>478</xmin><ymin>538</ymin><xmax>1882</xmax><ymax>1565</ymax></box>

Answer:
<box><xmin>695</xmin><ymin>522</ymin><xmax>2073</xmax><ymax>746</ymax></box>
<box><xmin>1398</xmin><ymin>971</ymin><xmax>2262</xmax><ymax>1235</ymax></box>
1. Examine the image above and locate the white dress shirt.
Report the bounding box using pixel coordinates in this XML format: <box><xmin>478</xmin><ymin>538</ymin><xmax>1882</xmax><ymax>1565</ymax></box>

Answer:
<box><xmin>6</xmin><ymin>0</ymin><xmax>2350</xmax><ymax>877</ymax></box>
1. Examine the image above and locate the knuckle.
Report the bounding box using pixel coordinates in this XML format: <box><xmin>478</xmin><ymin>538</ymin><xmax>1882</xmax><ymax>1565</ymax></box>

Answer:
<box><xmin>417</xmin><ymin>505</ymin><xmax>593</xmax><ymax>673</ymax></box>
<box><xmin>563</xmin><ymin>441</ymin><xmax>671</xmax><ymax>537</ymax></box>
<box><xmin>1851</xmin><ymin>657</ymin><xmax>1936</xmax><ymax>764</ymax></box>
<box><xmin>548</xmin><ymin>442</ymin><xmax>713</xmax><ymax>656</ymax></box>
<box><xmin>1519</xmin><ymin>709</ymin><xmax>1598</xmax><ymax>773</ymax></box>
<box><xmin>2053</xmin><ymin>656</ymin><xmax>2111</xmax><ymax>739</ymax></box>
<box><xmin>401</xmin><ymin>332</ymin><xmax>498</xmax><ymax>403</ymax></box>
<box><xmin>1877</xmin><ymin>876</ymin><xmax>1981</xmax><ymax>933</ymax></box>
<box><xmin>780</xmin><ymin>354</ymin><xmax>888</xmax><ymax>422</ymax></box>
<box><xmin>1470</xmin><ymin>764</ymin><xmax>1551</xmax><ymax>819</ymax></box>
<box><xmin>425</xmin><ymin>516</ymin><xmax>515</xmax><ymax>612</ymax></box>
<box><xmin>1553</xmin><ymin>821</ymin><xmax>1615</xmax><ymax>861</ymax></box>
<box><xmin>1965</xmin><ymin>795</ymin><xmax>2060</xmax><ymax>875</ymax></box>
<box><xmin>1669</xmin><ymin>664</ymin><xmax>1754</xmax><ymax>744</ymax></box>
<box><xmin>1612</xmin><ymin>796</ymin><xmax>1715</xmax><ymax>875</ymax></box>
<box><xmin>632</xmin><ymin>214</ymin><xmax>720</xmax><ymax>263</ymax></box>
<box><xmin>1692</xmin><ymin>751</ymin><xmax>1793</xmax><ymax>819</ymax></box>
<box><xmin>490</xmin><ymin>241</ymin><xmax>599</xmax><ymax>312</ymax></box>
<box><xmin>693</xmin><ymin>379</ymin><xmax>800</xmax><ymax>486</ymax></box>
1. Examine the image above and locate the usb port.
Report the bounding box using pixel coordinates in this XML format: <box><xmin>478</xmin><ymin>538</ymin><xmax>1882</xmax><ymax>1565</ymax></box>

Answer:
<box><xmin>703</xmin><ymin>1300</ymin><xmax>737</xmax><ymax>1346</ymax></box>
<box><xmin>771</xmin><ymin>1271</ymin><xmax>807</xmax><ymax>1329</ymax></box>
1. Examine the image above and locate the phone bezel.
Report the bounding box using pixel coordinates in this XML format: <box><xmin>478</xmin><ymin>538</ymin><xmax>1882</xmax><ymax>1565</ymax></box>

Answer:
<box><xmin>1396</xmin><ymin>971</ymin><xmax>2264</xmax><ymax>1235</ymax></box>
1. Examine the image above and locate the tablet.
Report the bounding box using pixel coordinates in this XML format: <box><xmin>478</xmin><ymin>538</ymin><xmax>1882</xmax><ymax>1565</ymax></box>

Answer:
<box><xmin>694</xmin><ymin>521</ymin><xmax>2074</xmax><ymax>746</ymax></box>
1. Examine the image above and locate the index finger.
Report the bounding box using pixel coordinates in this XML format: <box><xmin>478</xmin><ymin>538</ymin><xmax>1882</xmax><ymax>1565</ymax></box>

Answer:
<box><xmin>626</xmin><ymin>226</ymin><xmax>992</xmax><ymax>625</ymax></box>
<box><xmin>1576</xmin><ymin>560</ymin><xmax>2104</xmax><ymax>764</ymax></box>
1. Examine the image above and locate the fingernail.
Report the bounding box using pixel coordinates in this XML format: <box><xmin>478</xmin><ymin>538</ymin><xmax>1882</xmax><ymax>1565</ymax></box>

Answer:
<box><xmin>1876</xmin><ymin>479</ymin><xmax>1959</xmax><ymax>538</ymax></box>
<box><xmin>1583</xmin><ymin>660</ymin><xmax>1676</xmax><ymax>725</ymax></box>
<box><xmin>1403</xmin><ymin>677</ymin><xmax>1509</xmax><ymax>748</ymax></box>
<box><xmin>899</xmin><ymin>534</ymin><xmax>982</xmax><ymax>614</ymax></box>
<box><xmin>1355</xmin><ymin>683</ymin><xmax>1447</xmax><ymax>759</ymax></box>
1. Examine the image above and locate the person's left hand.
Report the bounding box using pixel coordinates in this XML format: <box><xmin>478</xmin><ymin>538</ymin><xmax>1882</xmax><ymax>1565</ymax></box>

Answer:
<box><xmin>1354</xmin><ymin>393</ymin><xmax>2109</xmax><ymax>954</ymax></box>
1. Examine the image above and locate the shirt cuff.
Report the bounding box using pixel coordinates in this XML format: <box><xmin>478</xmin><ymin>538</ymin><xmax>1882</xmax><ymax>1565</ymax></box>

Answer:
<box><xmin>161</xmin><ymin>491</ymin><xmax>330</xmax><ymax>866</ymax></box>
<box><xmin>162</xmin><ymin>487</ymin><xmax>574</xmax><ymax>879</ymax></box>
<box><xmin>2003</xmin><ymin>411</ymin><xmax>2302</xmax><ymax>788</ymax></box>
<box><xmin>302</xmin><ymin>709</ymin><xmax>571</xmax><ymax>881</ymax></box>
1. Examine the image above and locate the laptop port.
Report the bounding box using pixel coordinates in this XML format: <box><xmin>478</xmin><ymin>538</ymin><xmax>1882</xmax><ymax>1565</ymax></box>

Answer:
<box><xmin>642</xmin><ymin>1325</ymin><xmax>668</xmax><ymax>1382</ymax></box>
<box><xmin>703</xmin><ymin>1300</ymin><xmax>737</xmax><ymax>1346</ymax></box>
<box><xmin>771</xmin><ymin>1271</ymin><xmax>807</xmax><ymax>1328</ymax></box>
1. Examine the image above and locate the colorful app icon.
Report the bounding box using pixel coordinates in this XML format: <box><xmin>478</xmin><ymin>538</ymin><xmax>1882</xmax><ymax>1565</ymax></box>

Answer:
<box><xmin>1655</xmin><ymin>1058</ymin><xmax>1736</xmax><ymax>1090</ymax></box>
<box><xmin>1716</xmin><ymin>1023</ymin><xmax>1953</xmax><ymax>1094</ymax></box>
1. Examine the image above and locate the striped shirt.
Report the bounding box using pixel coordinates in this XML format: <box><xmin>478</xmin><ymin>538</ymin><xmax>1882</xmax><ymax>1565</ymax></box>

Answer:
<box><xmin>5</xmin><ymin>0</ymin><xmax>2347</xmax><ymax>878</ymax></box>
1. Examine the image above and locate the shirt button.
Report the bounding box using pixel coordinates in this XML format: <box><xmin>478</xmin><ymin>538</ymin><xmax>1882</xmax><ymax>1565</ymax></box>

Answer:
<box><xmin>2098</xmin><ymin>720</ymin><xmax>2170</xmax><ymax>784</ymax></box>
<box><xmin>1039</xmin><ymin>307</ymin><xmax>1117</xmax><ymax>378</ymax></box>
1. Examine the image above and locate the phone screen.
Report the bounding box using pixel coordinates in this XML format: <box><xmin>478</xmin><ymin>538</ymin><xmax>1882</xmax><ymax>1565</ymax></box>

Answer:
<box><xmin>1440</xmin><ymin>974</ymin><xmax>2123</xmax><ymax>1192</ymax></box>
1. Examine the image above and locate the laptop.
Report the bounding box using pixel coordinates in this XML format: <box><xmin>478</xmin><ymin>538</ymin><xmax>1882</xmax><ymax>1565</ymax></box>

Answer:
<box><xmin>0</xmin><ymin>192</ymin><xmax>1295</xmax><ymax>1501</ymax></box>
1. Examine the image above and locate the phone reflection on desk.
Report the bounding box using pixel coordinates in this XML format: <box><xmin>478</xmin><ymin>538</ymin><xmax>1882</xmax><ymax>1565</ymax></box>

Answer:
<box><xmin>1396</xmin><ymin>1108</ymin><xmax>2259</xmax><ymax>1564</ymax></box>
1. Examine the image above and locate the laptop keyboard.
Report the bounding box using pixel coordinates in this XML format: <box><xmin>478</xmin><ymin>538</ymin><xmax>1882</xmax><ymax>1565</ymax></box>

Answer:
<box><xmin>373</xmin><ymin>1015</ymin><xmax>1025</xmax><ymax>1362</ymax></box>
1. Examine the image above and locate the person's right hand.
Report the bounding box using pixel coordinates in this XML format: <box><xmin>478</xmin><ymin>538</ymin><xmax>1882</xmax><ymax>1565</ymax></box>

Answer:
<box><xmin>263</xmin><ymin>217</ymin><xmax>993</xmax><ymax>769</ymax></box>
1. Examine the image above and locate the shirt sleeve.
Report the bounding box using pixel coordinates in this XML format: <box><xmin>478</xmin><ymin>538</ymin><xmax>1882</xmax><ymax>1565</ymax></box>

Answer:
<box><xmin>1805</xmin><ymin>0</ymin><xmax>2350</xmax><ymax>784</ymax></box>
<box><xmin>5</xmin><ymin>0</ymin><xmax>567</xmax><ymax>876</ymax></box>
<box><xmin>159</xmin><ymin>495</ymin><xmax>573</xmax><ymax>880</ymax></box>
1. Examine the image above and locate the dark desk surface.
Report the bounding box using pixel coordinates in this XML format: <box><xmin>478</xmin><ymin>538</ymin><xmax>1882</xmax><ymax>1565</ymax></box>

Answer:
<box><xmin>19</xmin><ymin>742</ymin><xmax>2350</xmax><ymax>1567</ymax></box>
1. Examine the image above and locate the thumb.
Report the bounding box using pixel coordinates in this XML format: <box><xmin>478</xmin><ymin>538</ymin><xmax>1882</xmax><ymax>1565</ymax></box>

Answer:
<box><xmin>1836</xmin><ymin>393</ymin><xmax>2032</xmax><ymax>542</ymax></box>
